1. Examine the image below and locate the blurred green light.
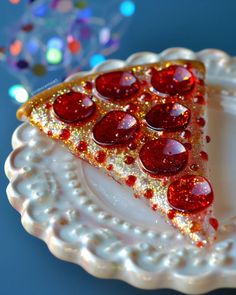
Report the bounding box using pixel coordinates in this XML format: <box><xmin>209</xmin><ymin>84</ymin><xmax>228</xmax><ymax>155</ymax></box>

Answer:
<box><xmin>46</xmin><ymin>48</ymin><xmax>63</xmax><ymax>64</ymax></box>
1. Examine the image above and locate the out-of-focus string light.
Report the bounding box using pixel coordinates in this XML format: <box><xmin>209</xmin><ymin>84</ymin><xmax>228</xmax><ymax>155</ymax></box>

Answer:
<box><xmin>120</xmin><ymin>0</ymin><xmax>135</xmax><ymax>17</ymax></box>
<box><xmin>8</xmin><ymin>84</ymin><xmax>29</xmax><ymax>103</ymax></box>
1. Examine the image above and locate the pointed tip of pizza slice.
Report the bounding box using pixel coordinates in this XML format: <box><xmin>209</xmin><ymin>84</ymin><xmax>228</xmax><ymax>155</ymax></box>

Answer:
<box><xmin>17</xmin><ymin>60</ymin><xmax>218</xmax><ymax>247</ymax></box>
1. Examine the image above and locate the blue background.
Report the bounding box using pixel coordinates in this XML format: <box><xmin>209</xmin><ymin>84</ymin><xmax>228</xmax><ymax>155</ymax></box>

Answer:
<box><xmin>1</xmin><ymin>0</ymin><xmax>236</xmax><ymax>294</ymax></box>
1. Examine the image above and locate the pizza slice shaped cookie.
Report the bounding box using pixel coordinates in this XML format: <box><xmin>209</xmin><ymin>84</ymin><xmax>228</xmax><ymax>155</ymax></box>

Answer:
<box><xmin>17</xmin><ymin>60</ymin><xmax>218</xmax><ymax>247</ymax></box>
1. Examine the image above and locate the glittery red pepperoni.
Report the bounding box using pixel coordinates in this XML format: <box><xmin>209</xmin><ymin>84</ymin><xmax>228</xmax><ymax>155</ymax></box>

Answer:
<box><xmin>53</xmin><ymin>91</ymin><xmax>95</xmax><ymax>123</ymax></box>
<box><xmin>93</xmin><ymin>111</ymin><xmax>139</xmax><ymax>146</ymax></box>
<box><xmin>145</xmin><ymin>102</ymin><xmax>191</xmax><ymax>132</ymax></box>
<box><xmin>95</xmin><ymin>71</ymin><xmax>140</xmax><ymax>100</ymax></box>
<box><xmin>151</xmin><ymin>65</ymin><xmax>195</xmax><ymax>95</ymax></box>
<box><xmin>139</xmin><ymin>138</ymin><xmax>188</xmax><ymax>176</ymax></box>
<box><xmin>167</xmin><ymin>175</ymin><xmax>214</xmax><ymax>213</ymax></box>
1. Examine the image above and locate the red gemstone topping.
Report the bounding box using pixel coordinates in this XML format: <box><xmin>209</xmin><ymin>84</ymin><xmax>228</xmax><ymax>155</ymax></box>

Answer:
<box><xmin>59</xmin><ymin>128</ymin><xmax>70</xmax><ymax>140</ymax></box>
<box><xmin>167</xmin><ymin>175</ymin><xmax>214</xmax><ymax>213</ymax></box>
<box><xmin>93</xmin><ymin>111</ymin><xmax>139</xmax><ymax>147</ymax></box>
<box><xmin>125</xmin><ymin>175</ymin><xmax>137</xmax><ymax>187</ymax></box>
<box><xmin>145</xmin><ymin>102</ymin><xmax>191</xmax><ymax>132</ymax></box>
<box><xmin>53</xmin><ymin>91</ymin><xmax>95</xmax><ymax>123</ymax></box>
<box><xmin>139</xmin><ymin>138</ymin><xmax>188</xmax><ymax>176</ymax></box>
<box><xmin>95</xmin><ymin>71</ymin><xmax>140</xmax><ymax>100</ymax></box>
<box><xmin>151</xmin><ymin>65</ymin><xmax>195</xmax><ymax>95</ymax></box>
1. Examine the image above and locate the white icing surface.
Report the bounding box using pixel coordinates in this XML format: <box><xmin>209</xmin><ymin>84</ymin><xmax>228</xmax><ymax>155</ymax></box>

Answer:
<box><xmin>5</xmin><ymin>48</ymin><xmax>236</xmax><ymax>294</ymax></box>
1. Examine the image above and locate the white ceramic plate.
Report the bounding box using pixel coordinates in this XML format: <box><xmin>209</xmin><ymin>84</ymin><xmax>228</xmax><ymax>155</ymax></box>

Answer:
<box><xmin>5</xmin><ymin>48</ymin><xmax>236</xmax><ymax>294</ymax></box>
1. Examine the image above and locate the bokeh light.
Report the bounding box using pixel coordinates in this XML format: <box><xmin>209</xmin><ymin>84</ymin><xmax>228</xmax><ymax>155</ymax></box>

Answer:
<box><xmin>120</xmin><ymin>1</ymin><xmax>135</xmax><ymax>17</ymax></box>
<box><xmin>2</xmin><ymin>0</ymin><xmax>135</xmax><ymax>102</ymax></box>
<box><xmin>47</xmin><ymin>37</ymin><xmax>64</xmax><ymax>50</ymax></box>
<box><xmin>9</xmin><ymin>0</ymin><xmax>21</xmax><ymax>4</ymax></box>
<box><xmin>89</xmin><ymin>54</ymin><xmax>106</xmax><ymax>67</ymax></box>
<box><xmin>8</xmin><ymin>84</ymin><xmax>29</xmax><ymax>103</ymax></box>
<box><xmin>46</xmin><ymin>48</ymin><xmax>63</xmax><ymax>64</ymax></box>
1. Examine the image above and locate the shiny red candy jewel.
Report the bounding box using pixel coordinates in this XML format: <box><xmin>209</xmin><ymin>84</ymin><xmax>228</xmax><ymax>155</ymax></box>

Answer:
<box><xmin>93</xmin><ymin>110</ymin><xmax>139</xmax><ymax>146</ymax></box>
<box><xmin>139</xmin><ymin>138</ymin><xmax>188</xmax><ymax>176</ymax></box>
<box><xmin>145</xmin><ymin>102</ymin><xmax>191</xmax><ymax>131</ymax></box>
<box><xmin>53</xmin><ymin>91</ymin><xmax>95</xmax><ymax>123</ymax></box>
<box><xmin>95</xmin><ymin>71</ymin><xmax>140</xmax><ymax>100</ymax></box>
<box><xmin>151</xmin><ymin>65</ymin><xmax>195</xmax><ymax>95</ymax></box>
<box><xmin>167</xmin><ymin>175</ymin><xmax>214</xmax><ymax>213</ymax></box>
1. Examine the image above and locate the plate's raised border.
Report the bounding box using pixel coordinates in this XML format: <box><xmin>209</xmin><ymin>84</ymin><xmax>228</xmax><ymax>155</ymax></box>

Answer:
<box><xmin>5</xmin><ymin>48</ymin><xmax>236</xmax><ymax>294</ymax></box>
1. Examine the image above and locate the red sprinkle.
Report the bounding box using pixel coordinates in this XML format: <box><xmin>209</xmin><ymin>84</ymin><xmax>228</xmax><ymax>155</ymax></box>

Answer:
<box><xmin>206</xmin><ymin>135</ymin><xmax>211</xmax><ymax>143</ymax></box>
<box><xmin>200</xmin><ymin>151</ymin><xmax>208</xmax><ymax>161</ymax></box>
<box><xmin>134</xmin><ymin>193</ymin><xmax>140</xmax><ymax>199</ymax></box>
<box><xmin>190</xmin><ymin>163</ymin><xmax>199</xmax><ymax>171</ymax></box>
<box><xmin>76</xmin><ymin>141</ymin><xmax>87</xmax><ymax>152</ymax></box>
<box><xmin>196</xmin><ymin>241</ymin><xmax>204</xmax><ymax>248</ymax></box>
<box><xmin>209</xmin><ymin>218</ymin><xmax>219</xmax><ymax>231</ymax></box>
<box><xmin>128</xmin><ymin>142</ymin><xmax>137</xmax><ymax>150</ymax></box>
<box><xmin>193</xmin><ymin>94</ymin><xmax>205</xmax><ymax>105</ymax></box>
<box><xmin>94</xmin><ymin>150</ymin><xmax>106</xmax><ymax>163</ymax></box>
<box><xmin>196</xmin><ymin>117</ymin><xmax>206</xmax><ymax>127</ymax></box>
<box><xmin>184</xmin><ymin>142</ymin><xmax>192</xmax><ymax>150</ymax></box>
<box><xmin>45</xmin><ymin>102</ymin><xmax>52</xmax><ymax>109</ymax></box>
<box><xmin>106</xmin><ymin>164</ymin><xmax>113</xmax><ymax>171</ymax></box>
<box><xmin>144</xmin><ymin>189</ymin><xmax>153</xmax><ymax>200</ymax></box>
<box><xmin>151</xmin><ymin>204</ymin><xmax>158</xmax><ymax>211</ymax></box>
<box><xmin>124</xmin><ymin>156</ymin><xmax>135</xmax><ymax>165</ymax></box>
<box><xmin>125</xmin><ymin>175</ymin><xmax>137</xmax><ymax>187</ymax></box>
<box><xmin>181</xmin><ymin>130</ymin><xmax>192</xmax><ymax>139</ymax></box>
<box><xmin>167</xmin><ymin>210</ymin><xmax>176</xmax><ymax>220</ymax></box>
<box><xmin>83</xmin><ymin>81</ymin><xmax>93</xmax><ymax>91</ymax></box>
<box><xmin>59</xmin><ymin>129</ymin><xmax>70</xmax><ymax>140</ymax></box>
<box><xmin>47</xmin><ymin>130</ymin><xmax>52</xmax><ymax>136</ymax></box>
<box><xmin>124</xmin><ymin>103</ymin><xmax>138</xmax><ymax>113</ymax></box>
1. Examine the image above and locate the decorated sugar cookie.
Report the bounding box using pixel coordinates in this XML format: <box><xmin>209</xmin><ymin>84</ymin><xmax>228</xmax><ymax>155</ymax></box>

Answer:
<box><xmin>17</xmin><ymin>60</ymin><xmax>217</xmax><ymax>246</ymax></box>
